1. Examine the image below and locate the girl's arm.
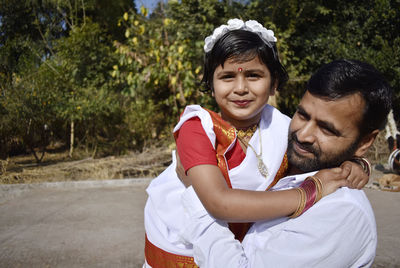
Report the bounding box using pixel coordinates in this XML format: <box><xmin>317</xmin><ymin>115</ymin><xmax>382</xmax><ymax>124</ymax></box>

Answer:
<box><xmin>175</xmin><ymin>117</ymin><xmax>368</xmax><ymax>222</ymax></box>
<box><xmin>182</xmin><ymin>162</ymin><xmax>349</xmax><ymax>222</ymax></box>
<box><xmin>177</xmin><ymin>152</ymin><xmax>369</xmax><ymax>222</ymax></box>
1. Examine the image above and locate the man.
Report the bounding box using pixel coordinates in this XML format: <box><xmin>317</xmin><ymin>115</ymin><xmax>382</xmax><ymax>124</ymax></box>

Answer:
<box><xmin>177</xmin><ymin>59</ymin><xmax>392</xmax><ymax>267</ymax></box>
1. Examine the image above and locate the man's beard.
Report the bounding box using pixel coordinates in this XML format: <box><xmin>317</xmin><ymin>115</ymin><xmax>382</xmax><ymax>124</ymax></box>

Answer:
<box><xmin>287</xmin><ymin>131</ymin><xmax>361</xmax><ymax>172</ymax></box>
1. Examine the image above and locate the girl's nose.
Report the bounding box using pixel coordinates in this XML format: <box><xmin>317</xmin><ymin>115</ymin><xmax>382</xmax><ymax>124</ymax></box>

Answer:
<box><xmin>233</xmin><ymin>76</ymin><xmax>248</xmax><ymax>95</ymax></box>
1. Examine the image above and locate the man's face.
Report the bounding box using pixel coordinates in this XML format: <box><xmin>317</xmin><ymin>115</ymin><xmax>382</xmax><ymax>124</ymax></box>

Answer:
<box><xmin>287</xmin><ymin>91</ymin><xmax>366</xmax><ymax>172</ymax></box>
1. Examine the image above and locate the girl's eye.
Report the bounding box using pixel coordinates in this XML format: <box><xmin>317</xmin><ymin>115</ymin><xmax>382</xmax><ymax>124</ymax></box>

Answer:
<box><xmin>247</xmin><ymin>73</ymin><xmax>262</xmax><ymax>79</ymax></box>
<box><xmin>220</xmin><ymin>75</ymin><xmax>234</xmax><ymax>80</ymax></box>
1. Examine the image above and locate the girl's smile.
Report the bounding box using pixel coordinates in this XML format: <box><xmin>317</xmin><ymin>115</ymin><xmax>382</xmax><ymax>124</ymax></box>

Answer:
<box><xmin>233</xmin><ymin>100</ymin><xmax>252</xmax><ymax>107</ymax></box>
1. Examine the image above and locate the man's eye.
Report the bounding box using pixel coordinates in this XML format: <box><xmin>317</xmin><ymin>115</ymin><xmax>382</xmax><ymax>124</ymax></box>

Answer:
<box><xmin>297</xmin><ymin>112</ymin><xmax>307</xmax><ymax>120</ymax></box>
<box><xmin>321</xmin><ymin>127</ymin><xmax>336</xmax><ymax>136</ymax></box>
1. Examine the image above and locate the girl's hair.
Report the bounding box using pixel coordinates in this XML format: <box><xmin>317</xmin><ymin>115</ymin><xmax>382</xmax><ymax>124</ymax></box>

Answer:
<box><xmin>201</xmin><ymin>29</ymin><xmax>288</xmax><ymax>92</ymax></box>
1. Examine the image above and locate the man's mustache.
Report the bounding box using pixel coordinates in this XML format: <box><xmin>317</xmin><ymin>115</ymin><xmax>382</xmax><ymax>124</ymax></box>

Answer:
<box><xmin>289</xmin><ymin>132</ymin><xmax>320</xmax><ymax>157</ymax></box>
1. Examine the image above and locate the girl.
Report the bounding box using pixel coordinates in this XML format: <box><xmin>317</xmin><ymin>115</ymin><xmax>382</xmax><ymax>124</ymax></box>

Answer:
<box><xmin>144</xmin><ymin>19</ymin><xmax>368</xmax><ymax>267</ymax></box>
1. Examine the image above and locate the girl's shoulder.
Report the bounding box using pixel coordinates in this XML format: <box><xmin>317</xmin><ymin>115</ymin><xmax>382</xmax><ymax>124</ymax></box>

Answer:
<box><xmin>174</xmin><ymin>105</ymin><xmax>217</xmax><ymax>145</ymax></box>
<box><xmin>175</xmin><ymin>105</ymin><xmax>212</xmax><ymax>127</ymax></box>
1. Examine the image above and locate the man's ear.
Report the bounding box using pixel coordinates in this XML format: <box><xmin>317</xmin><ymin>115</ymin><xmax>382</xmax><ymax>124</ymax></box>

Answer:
<box><xmin>354</xmin><ymin>130</ymin><xmax>380</xmax><ymax>157</ymax></box>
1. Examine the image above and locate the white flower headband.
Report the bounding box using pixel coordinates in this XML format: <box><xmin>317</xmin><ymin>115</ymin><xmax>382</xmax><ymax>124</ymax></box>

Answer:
<box><xmin>204</xmin><ymin>18</ymin><xmax>277</xmax><ymax>53</ymax></box>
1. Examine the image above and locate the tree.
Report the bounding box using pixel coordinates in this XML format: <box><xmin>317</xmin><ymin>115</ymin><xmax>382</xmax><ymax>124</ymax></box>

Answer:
<box><xmin>246</xmin><ymin>0</ymin><xmax>400</xmax><ymax>117</ymax></box>
<box><xmin>51</xmin><ymin>20</ymin><xmax>122</xmax><ymax>157</ymax></box>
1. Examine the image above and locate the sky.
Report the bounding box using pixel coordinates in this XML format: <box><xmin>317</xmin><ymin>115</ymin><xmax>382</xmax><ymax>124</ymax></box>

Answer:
<box><xmin>135</xmin><ymin>0</ymin><xmax>165</xmax><ymax>13</ymax></box>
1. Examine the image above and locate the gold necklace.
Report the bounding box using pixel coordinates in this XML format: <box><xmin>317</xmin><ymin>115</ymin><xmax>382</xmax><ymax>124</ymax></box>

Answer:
<box><xmin>236</xmin><ymin>124</ymin><xmax>258</xmax><ymax>140</ymax></box>
<box><xmin>236</xmin><ymin>126</ymin><xmax>269</xmax><ymax>178</ymax></box>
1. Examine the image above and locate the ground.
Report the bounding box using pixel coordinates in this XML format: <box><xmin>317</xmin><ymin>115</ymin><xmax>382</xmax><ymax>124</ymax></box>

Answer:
<box><xmin>0</xmin><ymin>146</ymin><xmax>173</xmax><ymax>184</ymax></box>
<box><xmin>0</xmin><ymin>131</ymin><xmax>396</xmax><ymax>187</ymax></box>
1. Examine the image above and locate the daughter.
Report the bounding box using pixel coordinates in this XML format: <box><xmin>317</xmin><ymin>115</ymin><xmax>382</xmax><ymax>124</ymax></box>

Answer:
<box><xmin>144</xmin><ymin>19</ymin><xmax>368</xmax><ymax>267</ymax></box>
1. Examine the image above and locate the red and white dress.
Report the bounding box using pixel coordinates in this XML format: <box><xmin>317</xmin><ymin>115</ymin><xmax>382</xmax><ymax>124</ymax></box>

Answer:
<box><xmin>144</xmin><ymin>104</ymin><xmax>290</xmax><ymax>267</ymax></box>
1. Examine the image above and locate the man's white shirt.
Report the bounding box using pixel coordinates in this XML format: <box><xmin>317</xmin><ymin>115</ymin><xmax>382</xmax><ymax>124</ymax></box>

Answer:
<box><xmin>180</xmin><ymin>172</ymin><xmax>377</xmax><ymax>268</ymax></box>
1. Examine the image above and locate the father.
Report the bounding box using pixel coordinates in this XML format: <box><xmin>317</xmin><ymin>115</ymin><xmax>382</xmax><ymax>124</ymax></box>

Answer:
<box><xmin>178</xmin><ymin>59</ymin><xmax>392</xmax><ymax>267</ymax></box>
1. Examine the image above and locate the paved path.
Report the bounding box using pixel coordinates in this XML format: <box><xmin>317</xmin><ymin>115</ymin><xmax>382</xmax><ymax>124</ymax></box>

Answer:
<box><xmin>0</xmin><ymin>179</ymin><xmax>399</xmax><ymax>268</ymax></box>
<box><xmin>0</xmin><ymin>179</ymin><xmax>150</xmax><ymax>268</ymax></box>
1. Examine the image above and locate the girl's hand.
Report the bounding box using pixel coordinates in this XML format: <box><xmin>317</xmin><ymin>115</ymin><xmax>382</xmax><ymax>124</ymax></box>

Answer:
<box><xmin>314</xmin><ymin>166</ymin><xmax>351</xmax><ymax>197</ymax></box>
<box><xmin>340</xmin><ymin>160</ymin><xmax>369</xmax><ymax>189</ymax></box>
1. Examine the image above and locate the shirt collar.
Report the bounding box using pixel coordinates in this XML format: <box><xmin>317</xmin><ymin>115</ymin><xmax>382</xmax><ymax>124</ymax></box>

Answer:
<box><xmin>271</xmin><ymin>171</ymin><xmax>318</xmax><ymax>191</ymax></box>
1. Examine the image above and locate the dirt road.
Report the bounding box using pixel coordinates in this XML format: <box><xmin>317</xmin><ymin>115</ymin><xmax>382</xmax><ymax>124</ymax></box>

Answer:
<box><xmin>0</xmin><ymin>178</ymin><xmax>399</xmax><ymax>267</ymax></box>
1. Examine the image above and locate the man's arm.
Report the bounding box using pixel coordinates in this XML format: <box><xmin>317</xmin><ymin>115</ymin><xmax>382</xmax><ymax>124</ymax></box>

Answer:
<box><xmin>180</xmin><ymin>186</ymin><xmax>376</xmax><ymax>268</ymax></box>
<box><xmin>180</xmin><ymin>186</ymin><xmax>250</xmax><ymax>267</ymax></box>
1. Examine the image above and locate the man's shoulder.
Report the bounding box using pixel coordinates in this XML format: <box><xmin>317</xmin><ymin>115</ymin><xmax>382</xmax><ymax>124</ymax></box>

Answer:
<box><xmin>319</xmin><ymin>187</ymin><xmax>376</xmax><ymax>227</ymax></box>
<box><xmin>324</xmin><ymin>187</ymin><xmax>371</xmax><ymax>208</ymax></box>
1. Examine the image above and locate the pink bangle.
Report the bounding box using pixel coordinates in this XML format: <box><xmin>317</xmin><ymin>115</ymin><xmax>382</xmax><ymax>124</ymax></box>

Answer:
<box><xmin>300</xmin><ymin>179</ymin><xmax>317</xmax><ymax>213</ymax></box>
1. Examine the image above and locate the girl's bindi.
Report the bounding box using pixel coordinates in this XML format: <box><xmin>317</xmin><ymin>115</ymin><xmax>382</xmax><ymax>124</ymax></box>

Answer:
<box><xmin>238</xmin><ymin>67</ymin><xmax>243</xmax><ymax>73</ymax></box>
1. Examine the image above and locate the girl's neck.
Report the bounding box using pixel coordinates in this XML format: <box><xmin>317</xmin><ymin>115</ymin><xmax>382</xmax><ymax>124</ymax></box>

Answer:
<box><xmin>235</xmin><ymin>123</ymin><xmax>259</xmax><ymax>131</ymax></box>
<box><xmin>220</xmin><ymin>113</ymin><xmax>262</xmax><ymax>130</ymax></box>
<box><xmin>236</xmin><ymin>123</ymin><xmax>258</xmax><ymax>141</ymax></box>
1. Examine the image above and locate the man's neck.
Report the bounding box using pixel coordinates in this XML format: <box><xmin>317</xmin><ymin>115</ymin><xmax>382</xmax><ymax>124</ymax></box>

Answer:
<box><xmin>287</xmin><ymin>165</ymin><xmax>306</xmax><ymax>176</ymax></box>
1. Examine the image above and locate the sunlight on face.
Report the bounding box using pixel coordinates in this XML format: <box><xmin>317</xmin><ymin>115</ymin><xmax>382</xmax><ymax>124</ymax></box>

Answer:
<box><xmin>212</xmin><ymin>56</ymin><xmax>276</xmax><ymax>129</ymax></box>
<box><xmin>287</xmin><ymin>91</ymin><xmax>365</xmax><ymax>171</ymax></box>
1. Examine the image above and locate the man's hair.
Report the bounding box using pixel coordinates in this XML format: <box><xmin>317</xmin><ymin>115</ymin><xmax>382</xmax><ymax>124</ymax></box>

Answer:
<box><xmin>307</xmin><ymin>59</ymin><xmax>392</xmax><ymax>137</ymax></box>
<box><xmin>201</xmin><ymin>30</ymin><xmax>288</xmax><ymax>92</ymax></box>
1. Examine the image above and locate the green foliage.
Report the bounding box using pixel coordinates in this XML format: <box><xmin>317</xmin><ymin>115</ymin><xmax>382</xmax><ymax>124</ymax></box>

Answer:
<box><xmin>51</xmin><ymin>20</ymin><xmax>126</xmax><ymax>156</ymax></box>
<box><xmin>1</xmin><ymin>0</ymin><xmax>399</xmax><ymax>158</ymax></box>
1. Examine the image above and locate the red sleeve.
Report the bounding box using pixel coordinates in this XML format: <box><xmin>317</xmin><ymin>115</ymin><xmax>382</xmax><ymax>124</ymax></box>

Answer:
<box><xmin>175</xmin><ymin>117</ymin><xmax>218</xmax><ymax>173</ymax></box>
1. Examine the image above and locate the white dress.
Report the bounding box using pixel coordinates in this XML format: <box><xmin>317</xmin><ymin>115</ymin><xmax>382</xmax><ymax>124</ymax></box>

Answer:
<box><xmin>144</xmin><ymin>104</ymin><xmax>291</xmax><ymax>259</ymax></box>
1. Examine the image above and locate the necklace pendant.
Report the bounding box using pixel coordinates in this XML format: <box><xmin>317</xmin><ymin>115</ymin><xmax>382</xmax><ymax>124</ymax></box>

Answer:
<box><xmin>257</xmin><ymin>157</ymin><xmax>268</xmax><ymax>178</ymax></box>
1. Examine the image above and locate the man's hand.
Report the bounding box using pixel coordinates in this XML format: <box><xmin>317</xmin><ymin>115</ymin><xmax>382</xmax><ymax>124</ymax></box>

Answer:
<box><xmin>175</xmin><ymin>151</ymin><xmax>192</xmax><ymax>187</ymax></box>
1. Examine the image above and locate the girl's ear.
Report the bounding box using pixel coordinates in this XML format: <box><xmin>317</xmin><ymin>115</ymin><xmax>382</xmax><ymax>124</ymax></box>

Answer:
<box><xmin>270</xmin><ymin>79</ymin><xmax>278</xmax><ymax>96</ymax></box>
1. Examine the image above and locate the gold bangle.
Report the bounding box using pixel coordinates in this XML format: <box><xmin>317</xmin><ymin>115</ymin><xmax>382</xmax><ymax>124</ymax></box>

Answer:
<box><xmin>359</xmin><ymin>157</ymin><xmax>372</xmax><ymax>176</ymax></box>
<box><xmin>307</xmin><ymin>176</ymin><xmax>323</xmax><ymax>203</ymax></box>
<box><xmin>350</xmin><ymin>157</ymin><xmax>371</xmax><ymax>176</ymax></box>
<box><xmin>290</xmin><ymin>188</ymin><xmax>306</xmax><ymax>218</ymax></box>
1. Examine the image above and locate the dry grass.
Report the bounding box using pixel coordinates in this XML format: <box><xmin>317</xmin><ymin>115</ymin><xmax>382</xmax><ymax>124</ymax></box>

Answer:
<box><xmin>0</xmin><ymin>131</ymin><xmax>392</xmax><ymax>185</ymax></box>
<box><xmin>0</xmin><ymin>146</ymin><xmax>173</xmax><ymax>184</ymax></box>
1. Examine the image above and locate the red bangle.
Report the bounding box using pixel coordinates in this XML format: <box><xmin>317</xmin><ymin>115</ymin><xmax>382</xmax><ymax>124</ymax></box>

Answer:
<box><xmin>300</xmin><ymin>179</ymin><xmax>317</xmax><ymax>213</ymax></box>
<box><xmin>290</xmin><ymin>176</ymin><xmax>323</xmax><ymax>218</ymax></box>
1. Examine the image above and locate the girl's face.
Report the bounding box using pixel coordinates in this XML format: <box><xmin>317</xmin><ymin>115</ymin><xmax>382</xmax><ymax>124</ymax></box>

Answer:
<box><xmin>213</xmin><ymin>56</ymin><xmax>276</xmax><ymax>129</ymax></box>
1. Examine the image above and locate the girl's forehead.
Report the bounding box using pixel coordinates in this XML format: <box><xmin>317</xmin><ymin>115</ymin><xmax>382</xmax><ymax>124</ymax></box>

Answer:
<box><xmin>226</xmin><ymin>52</ymin><xmax>259</xmax><ymax>64</ymax></box>
<box><xmin>222</xmin><ymin>56</ymin><xmax>265</xmax><ymax>68</ymax></box>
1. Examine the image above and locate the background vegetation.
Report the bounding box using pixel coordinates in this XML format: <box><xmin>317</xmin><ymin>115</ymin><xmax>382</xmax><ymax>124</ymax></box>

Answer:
<box><xmin>1</xmin><ymin>0</ymin><xmax>399</xmax><ymax>162</ymax></box>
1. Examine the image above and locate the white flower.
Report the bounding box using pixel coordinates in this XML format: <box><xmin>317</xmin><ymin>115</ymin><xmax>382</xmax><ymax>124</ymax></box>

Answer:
<box><xmin>262</xmin><ymin>29</ymin><xmax>277</xmax><ymax>42</ymax></box>
<box><xmin>212</xmin><ymin>25</ymin><xmax>228</xmax><ymax>39</ymax></box>
<box><xmin>227</xmin><ymin>18</ymin><xmax>244</xmax><ymax>30</ymax></box>
<box><xmin>204</xmin><ymin>18</ymin><xmax>277</xmax><ymax>53</ymax></box>
<box><xmin>204</xmin><ymin>36</ymin><xmax>214</xmax><ymax>52</ymax></box>
<box><xmin>245</xmin><ymin>20</ymin><xmax>277</xmax><ymax>43</ymax></box>
<box><xmin>245</xmin><ymin>20</ymin><xmax>264</xmax><ymax>33</ymax></box>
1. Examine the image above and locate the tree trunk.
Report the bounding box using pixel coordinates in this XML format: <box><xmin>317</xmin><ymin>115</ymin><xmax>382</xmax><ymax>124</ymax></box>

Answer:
<box><xmin>69</xmin><ymin>120</ymin><xmax>74</xmax><ymax>158</ymax></box>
